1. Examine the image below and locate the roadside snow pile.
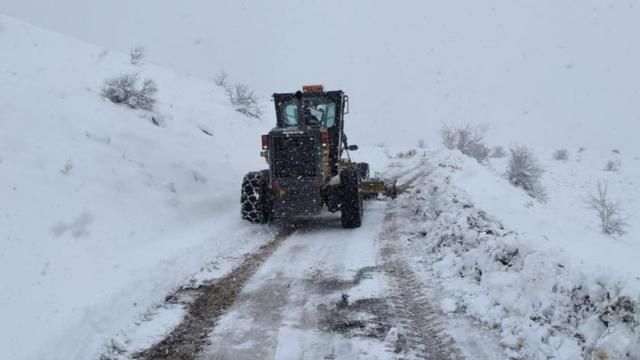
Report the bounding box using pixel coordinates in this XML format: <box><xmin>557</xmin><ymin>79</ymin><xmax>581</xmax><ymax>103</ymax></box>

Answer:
<box><xmin>398</xmin><ymin>151</ymin><xmax>640</xmax><ymax>359</ymax></box>
<box><xmin>0</xmin><ymin>14</ymin><xmax>273</xmax><ymax>360</ymax></box>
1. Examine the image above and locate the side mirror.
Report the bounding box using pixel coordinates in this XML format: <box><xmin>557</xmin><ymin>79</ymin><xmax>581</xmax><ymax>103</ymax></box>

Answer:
<box><xmin>347</xmin><ymin>144</ymin><xmax>359</xmax><ymax>151</ymax></box>
<box><xmin>343</xmin><ymin>95</ymin><xmax>349</xmax><ymax>115</ymax></box>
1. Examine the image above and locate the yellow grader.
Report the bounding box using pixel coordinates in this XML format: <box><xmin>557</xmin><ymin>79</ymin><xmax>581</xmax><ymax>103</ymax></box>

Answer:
<box><xmin>241</xmin><ymin>85</ymin><xmax>396</xmax><ymax>228</ymax></box>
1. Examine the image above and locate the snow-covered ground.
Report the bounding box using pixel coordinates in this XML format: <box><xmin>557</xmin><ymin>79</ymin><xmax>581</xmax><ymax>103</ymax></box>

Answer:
<box><xmin>104</xmin><ymin>146</ymin><xmax>640</xmax><ymax>360</ymax></box>
<box><xmin>476</xmin><ymin>147</ymin><xmax>640</xmax><ymax>277</ymax></box>
<box><xmin>388</xmin><ymin>148</ymin><xmax>640</xmax><ymax>359</ymax></box>
<box><xmin>0</xmin><ymin>15</ymin><xmax>275</xmax><ymax>360</ymax></box>
<box><xmin>2</xmin><ymin>4</ymin><xmax>640</xmax><ymax>359</ymax></box>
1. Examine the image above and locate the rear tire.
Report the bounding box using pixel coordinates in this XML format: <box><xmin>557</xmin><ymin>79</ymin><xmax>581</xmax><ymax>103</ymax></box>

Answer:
<box><xmin>340</xmin><ymin>168</ymin><xmax>363</xmax><ymax>229</ymax></box>
<box><xmin>241</xmin><ymin>170</ymin><xmax>272</xmax><ymax>224</ymax></box>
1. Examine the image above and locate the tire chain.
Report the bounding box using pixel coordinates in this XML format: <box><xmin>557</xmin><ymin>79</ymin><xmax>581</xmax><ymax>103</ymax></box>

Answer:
<box><xmin>241</xmin><ymin>172</ymin><xmax>265</xmax><ymax>223</ymax></box>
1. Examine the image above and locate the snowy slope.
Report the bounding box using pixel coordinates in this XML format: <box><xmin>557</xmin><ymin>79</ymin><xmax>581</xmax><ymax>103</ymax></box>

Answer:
<box><xmin>374</xmin><ymin>148</ymin><xmax>640</xmax><ymax>359</ymax></box>
<box><xmin>461</xmin><ymin>147</ymin><xmax>640</xmax><ymax>277</ymax></box>
<box><xmin>0</xmin><ymin>14</ymin><xmax>275</xmax><ymax>360</ymax></box>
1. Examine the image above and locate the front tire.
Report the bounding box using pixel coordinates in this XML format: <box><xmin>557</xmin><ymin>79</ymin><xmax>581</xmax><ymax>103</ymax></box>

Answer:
<box><xmin>340</xmin><ymin>168</ymin><xmax>363</xmax><ymax>229</ymax></box>
<box><xmin>241</xmin><ymin>170</ymin><xmax>272</xmax><ymax>224</ymax></box>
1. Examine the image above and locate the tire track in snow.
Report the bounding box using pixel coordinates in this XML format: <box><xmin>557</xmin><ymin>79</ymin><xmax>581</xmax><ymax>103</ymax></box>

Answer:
<box><xmin>134</xmin><ymin>226</ymin><xmax>296</xmax><ymax>360</ymax></box>
<box><xmin>380</xmin><ymin>205</ymin><xmax>463</xmax><ymax>360</ymax></box>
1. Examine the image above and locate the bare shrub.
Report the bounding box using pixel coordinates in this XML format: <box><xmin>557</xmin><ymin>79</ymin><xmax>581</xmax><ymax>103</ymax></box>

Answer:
<box><xmin>490</xmin><ymin>146</ymin><xmax>506</xmax><ymax>158</ymax></box>
<box><xmin>129</xmin><ymin>46</ymin><xmax>145</xmax><ymax>65</ymax></box>
<box><xmin>214</xmin><ymin>70</ymin><xmax>229</xmax><ymax>88</ymax></box>
<box><xmin>441</xmin><ymin>125</ymin><xmax>458</xmax><ymax>150</ymax></box>
<box><xmin>440</xmin><ymin>124</ymin><xmax>489</xmax><ymax>162</ymax></box>
<box><xmin>227</xmin><ymin>84</ymin><xmax>262</xmax><ymax>118</ymax></box>
<box><xmin>60</xmin><ymin>159</ymin><xmax>73</xmax><ymax>175</ymax></box>
<box><xmin>585</xmin><ymin>182</ymin><xmax>628</xmax><ymax>236</ymax></box>
<box><xmin>213</xmin><ymin>71</ymin><xmax>262</xmax><ymax>119</ymax></box>
<box><xmin>417</xmin><ymin>139</ymin><xmax>426</xmax><ymax>149</ymax></box>
<box><xmin>396</xmin><ymin>149</ymin><xmax>417</xmax><ymax>159</ymax></box>
<box><xmin>604</xmin><ymin>160</ymin><xmax>620</xmax><ymax>172</ymax></box>
<box><xmin>553</xmin><ymin>149</ymin><xmax>569</xmax><ymax>161</ymax></box>
<box><xmin>507</xmin><ymin>146</ymin><xmax>546</xmax><ymax>200</ymax></box>
<box><xmin>101</xmin><ymin>73</ymin><xmax>158</xmax><ymax>111</ymax></box>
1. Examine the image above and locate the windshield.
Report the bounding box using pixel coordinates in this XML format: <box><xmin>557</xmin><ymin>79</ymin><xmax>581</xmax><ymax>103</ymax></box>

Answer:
<box><xmin>277</xmin><ymin>95</ymin><xmax>337</xmax><ymax>127</ymax></box>
<box><xmin>302</xmin><ymin>97</ymin><xmax>337</xmax><ymax>127</ymax></box>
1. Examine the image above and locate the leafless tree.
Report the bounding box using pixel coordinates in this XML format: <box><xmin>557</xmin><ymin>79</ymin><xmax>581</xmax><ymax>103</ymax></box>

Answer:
<box><xmin>585</xmin><ymin>182</ymin><xmax>628</xmax><ymax>236</ymax></box>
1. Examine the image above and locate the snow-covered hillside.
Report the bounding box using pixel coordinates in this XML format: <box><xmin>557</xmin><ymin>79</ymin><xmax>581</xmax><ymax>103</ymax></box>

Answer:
<box><xmin>0</xmin><ymin>14</ymin><xmax>274</xmax><ymax>360</ymax></box>
<box><xmin>372</xmin><ymin>147</ymin><xmax>640</xmax><ymax>358</ymax></box>
<box><xmin>467</xmin><ymin>147</ymin><xmax>640</xmax><ymax>277</ymax></box>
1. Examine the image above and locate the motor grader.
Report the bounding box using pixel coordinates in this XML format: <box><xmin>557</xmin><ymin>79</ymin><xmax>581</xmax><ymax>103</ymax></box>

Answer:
<box><xmin>240</xmin><ymin>85</ymin><xmax>395</xmax><ymax>228</ymax></box>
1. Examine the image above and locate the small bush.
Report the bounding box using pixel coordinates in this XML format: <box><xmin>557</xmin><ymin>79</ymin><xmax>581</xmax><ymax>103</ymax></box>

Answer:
<box><xmin>553</xmin><ymin>149</ymin><xmax>569</xmax><ymax>161</ymax></box>
<box><xmin>441</xmin><ymin>125</ymin><xmax>458</xmax><ymax>150</ymax></box>
<box><xmin>214</xmin><ymin>70</ymin><xmax>229</xmax><ymax>88</ymax></box>
<box><xmin>213</xmin><ymin>71</ymin><xmax>262</xmax><ymax>119</ymax></box>
<box><xmin>585</xmin><ymin>182</ymin><xmax>628</xmax><ymax>236</ymax></box>
<box><xmin>507</xmin><ymin>146</ymin><xmax>546</xmax><ymax>200</ymax></box>
<box><xmin>129</xmin><ymin>46</ymin><xmax>145</xmax><ymax>65</ymax></box>
<box><xmin>578</xmin><ymin>147</ymin><xmax>586</xmax><ymax>153</ymax></box>
<box><xmin>440</xmin><ymin>124</ymin><xmax>489</xmax><ymax>162</ymax></box>
<box><xmin>611</xmin><ymin>149</ymin><xmax>620</xmax><ymax>154</ymax></box>
<box><xmin>604</xmin><ymin>160</ymin><xmax>620</xmax><ymax>172</ymax></box>
<box><xmin>417</xmin><ymin>139</ymin><xmax>426</xmax><ymax>149</ymax></box>
<box><xmin>101</xmin><ymin>73</ymin><xmax>158</xmax><ymax>111</ymax></box>
<box><xmin>60</xmin><ymin>159</ymin><xmax>73</xmax><ymax>175</ymax></box>
<box><xmin>226</xmin><ymin>84</ymin><xmax>262</xmax><ymax>118</ymax></box>
<box><xmin>490</xmin><ymin>146</ymin><xmax>506</xmax><ymax>158</ymax></box>
<box><xmin>396</xmin><ymin>149</ymin><xmax>417</xmax><ymax>159</ymax></box>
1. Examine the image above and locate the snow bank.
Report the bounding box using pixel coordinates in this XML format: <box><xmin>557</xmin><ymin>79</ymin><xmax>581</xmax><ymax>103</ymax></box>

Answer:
<box><xmin>0</xmin><ymin>15</ymin><xmax>274</xmax><ymax>360</ymax></box>
<box><xmin>395</xmin><ymin>150</ymin><xmax>640</xmax><ymax>359</ymax></box>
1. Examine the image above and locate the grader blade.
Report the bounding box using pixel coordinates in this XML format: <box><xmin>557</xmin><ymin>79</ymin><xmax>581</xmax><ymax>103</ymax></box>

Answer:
<box><xmin>361</xmin><ymin>179</ymin><xmax>398</xmax><ymax>200</ymax></box>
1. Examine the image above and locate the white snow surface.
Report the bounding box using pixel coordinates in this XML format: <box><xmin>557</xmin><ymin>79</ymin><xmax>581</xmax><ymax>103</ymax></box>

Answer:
<box><xmin>390</xmin><ymin>149</ymin><xmax>640</xmax><ymax>359</ymax></box>
<box><xmin>0</xmin><ymin>15</ymin><xmax>275</xmax><ymax>360</ymax></box>
<box><xmin>2</xmin><ymin>8</ymin><xmax>640</xmax><ymax>360</ymax></box>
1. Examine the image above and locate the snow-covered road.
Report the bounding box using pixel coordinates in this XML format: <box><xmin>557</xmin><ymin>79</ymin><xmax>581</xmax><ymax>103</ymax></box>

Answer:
<box><xmin>199</xmin><ymin>202</ymin><xmax>461</xmax><ymax>359</ymax></box>
<box><xmin>126</xmin><ymin>159</ymin><xmax>467</xmax><ymax>360</ymax></box>
<box><xmin>100</xmin><ymin>152</ymin><xmax>639</xmax><ymax>360</ymax></box>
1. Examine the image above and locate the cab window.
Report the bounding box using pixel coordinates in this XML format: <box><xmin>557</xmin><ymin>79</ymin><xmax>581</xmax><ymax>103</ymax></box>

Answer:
<box><xmin>320</xmin><ymin>102</ymin><xmax>336</xmax><ymax>127</ymax></box>
<box><xmin>282</xmin><ymin>101</ymin><xmax>298</xmax><ymax>126</ymax></box>
<box><xmin>304</xmin><ymin>98</ymin><xmax>336</xmax><ymax>127</ymax></box>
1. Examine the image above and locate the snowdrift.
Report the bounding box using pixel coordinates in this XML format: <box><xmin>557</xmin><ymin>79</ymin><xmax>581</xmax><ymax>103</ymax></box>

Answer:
<box><xmin>388</xmin><ymin>148</ymin><xmax>640</xmax><ymax>359</ymax></box>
